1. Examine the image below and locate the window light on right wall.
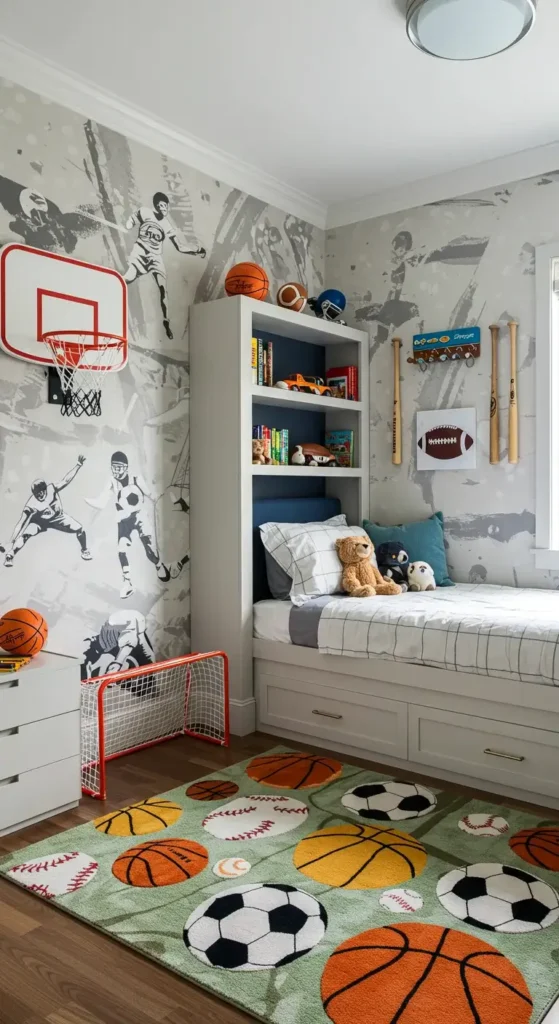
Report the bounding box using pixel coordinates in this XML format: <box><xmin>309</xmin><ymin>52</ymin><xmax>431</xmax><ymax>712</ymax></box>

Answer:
<box><xmin>535</xmin><ymin>242</ymin><xmax>559</xmax><ymax>568</ymax></box>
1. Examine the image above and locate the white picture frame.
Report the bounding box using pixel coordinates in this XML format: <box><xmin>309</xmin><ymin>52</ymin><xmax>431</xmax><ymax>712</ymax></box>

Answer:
<box><xmin>416</xmin><ymin>408</ymin><xmax>476</xmax><ymax>471</ymax></box>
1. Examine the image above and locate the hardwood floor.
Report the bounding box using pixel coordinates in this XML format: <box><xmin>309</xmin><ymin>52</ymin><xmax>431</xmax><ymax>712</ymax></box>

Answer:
<box><xmin>1</xmin><ymin>731</ymin><xmax>558</xmax><ymax>1024</ymax></box>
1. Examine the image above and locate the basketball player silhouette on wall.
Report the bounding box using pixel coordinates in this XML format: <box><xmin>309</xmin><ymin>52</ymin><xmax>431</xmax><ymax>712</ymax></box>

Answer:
<box><xmin>86</xmin><ymin>451</ymin><xmax>169</xmax><ymax>598</ymax></box>
<box><xmin>123</xmin><ymin>191</ymin><xmax>206</xmax><ymax>340</ymax></box>
<box><xmin>2</xmin><ymin>455</ymin><xmax>90</xmax><ymax>567</ymax></box>
<box><xmin>81</xmin><ymin>609</ymin><xmax>154</xmax><ymax>679</ymax></box>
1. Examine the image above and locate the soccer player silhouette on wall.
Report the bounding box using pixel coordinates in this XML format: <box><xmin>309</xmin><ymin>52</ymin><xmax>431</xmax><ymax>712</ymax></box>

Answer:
<box><xmin>86</xmin><ymin>451</ymin><xmax>169</xmax><ymax>598</ymax></box>
<box><xmin>123</xmin><ymin>191</ymin><xmax>206</xmax><ymax>340</ymax></box>
<box><xmin>2</xmin><ymin>455</ymin><xmax>90</xmax><ymax>567</ymax></box>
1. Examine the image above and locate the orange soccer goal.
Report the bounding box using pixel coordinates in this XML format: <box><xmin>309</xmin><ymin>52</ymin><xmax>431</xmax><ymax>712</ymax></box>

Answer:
<box><xmin>80</xmin><ymin>652</ymin><xmax>229</xmax><ymax>799</ymax></box>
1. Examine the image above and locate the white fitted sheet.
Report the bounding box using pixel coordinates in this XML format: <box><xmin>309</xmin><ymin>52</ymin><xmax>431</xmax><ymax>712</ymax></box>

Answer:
<box><xmin>253</xmin><ymin>600</ymin><xmax>292</xmax><ymax>644</ymax></box>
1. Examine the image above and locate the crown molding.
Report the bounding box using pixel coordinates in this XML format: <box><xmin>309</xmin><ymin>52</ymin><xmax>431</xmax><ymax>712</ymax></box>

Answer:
<box><xmin>327</xmin><ymin>140</ymin><xmax>559</xmax><ymax>229</ymax></box>
<box><xmin>0</xmin><ymin>35</ymin><xmax>327</xmax><ymax>230</ymax></box>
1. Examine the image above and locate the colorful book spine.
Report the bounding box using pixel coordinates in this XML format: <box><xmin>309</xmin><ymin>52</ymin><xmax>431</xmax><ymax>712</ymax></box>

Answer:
<box><xmin>325</xmin><ymin>429</ymin><xmax>354</xmax><ymax>467</ymax></box>
<box><xmin>251</xmin><ymin>337</ymin><xmax>257</xmax><ymax>385</ymax></box>
<box><xmin>266</xmin><ymin>341</ymin><xmax>273</xmax><ymax>386</ymax></box>
<box><xmin>326</xmin><ymin>365</ymin><xmax>359</xmax><ymax>401</ymax></box>
<box><xmin>257</xmin><ymin>339</ymin><xmax>264</xmax><ymax>386</ymax></box>
<box><xmin>281</xmin><ymin>428</ymin><xmax>289</xmax><ymax>465</ymax></box>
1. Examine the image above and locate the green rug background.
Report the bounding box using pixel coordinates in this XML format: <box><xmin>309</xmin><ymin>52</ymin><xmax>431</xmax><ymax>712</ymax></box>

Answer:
<box><xmin>1</xmin><ymin>746</ymin><xmax>559</xmax><ymax>1024</ymax></box>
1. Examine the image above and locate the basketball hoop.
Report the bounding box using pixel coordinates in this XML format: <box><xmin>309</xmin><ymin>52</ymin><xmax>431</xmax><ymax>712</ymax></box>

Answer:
<box><xmin>42</xmin><ymin>330</ymin><xmax>127</xmax><ymax>417</ymax></box>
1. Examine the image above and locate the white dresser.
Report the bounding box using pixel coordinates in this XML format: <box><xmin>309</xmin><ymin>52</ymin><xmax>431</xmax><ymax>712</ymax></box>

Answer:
<box><xmin>0</xmin><ymin>651</ymin><xmax>81</xmax><ymax>836</ymax></box>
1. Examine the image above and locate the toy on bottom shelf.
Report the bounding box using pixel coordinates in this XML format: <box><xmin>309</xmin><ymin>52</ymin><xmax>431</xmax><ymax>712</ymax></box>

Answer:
<box><xmin>252</xmin><ymin>439</ymin><xmax>271</xmax><ymax>465</ymax></box>
<box><xmin>376</xmin><ymin>542</ymin><xmax>410</xmax><ymax>593</ymax></box>
<box><xmin>336</xmin><ymin>537</ymin><xmax>402</xmax><ymax>598</ymax></box>
<box><xmin>276</xmin><ymin>282</ymin><xmax>308</xmax><ymax>312</ymax></box>
<box><xmin>408</xmin><ymin>561</ymin><xmax>436</xmax><ymax>592</ymax></box>
<box><xmin>308</xmin><ymin>288</ymin><xmax>347</xmax><ymax>325</ymax></box>
<box><xmin>291</xmin><ymin>443</ymin><xmax>336</xmax><ymax>467</ymax></box>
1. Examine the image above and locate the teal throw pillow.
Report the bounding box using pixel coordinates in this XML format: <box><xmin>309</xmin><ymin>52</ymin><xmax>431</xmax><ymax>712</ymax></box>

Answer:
<box><xmin>362</xmin><ymin>511</ymin><xmax>454</xmax><ymax>587</ymax></box>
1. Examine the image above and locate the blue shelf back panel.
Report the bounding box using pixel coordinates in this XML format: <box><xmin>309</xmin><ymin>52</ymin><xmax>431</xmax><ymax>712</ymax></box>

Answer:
<box><xmin>252</xmin><ymin>476</ymin><xmax>325</xmax><ymax>501</ymax></box>
<box><xmin>252</xmin><ymin>402</ymin><xmax>324</xmax><ymax>447</ymax></box>
<box><xmin>256</xmin><ymin>330</ymin><xmax>326</xmax><ymax>383</ymax></box>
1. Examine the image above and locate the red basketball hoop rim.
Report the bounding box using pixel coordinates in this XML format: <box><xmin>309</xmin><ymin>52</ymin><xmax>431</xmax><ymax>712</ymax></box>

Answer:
<box><xmin>41</xmin><ymin>329</ymin><xmax>127</xmax><ymax>369</ymax></box>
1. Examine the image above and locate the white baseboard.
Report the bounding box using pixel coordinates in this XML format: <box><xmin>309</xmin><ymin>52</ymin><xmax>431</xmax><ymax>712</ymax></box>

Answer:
<box><xmin>230</xmin><ymin>698</ymin><xmax>256</xmax><ymax>737</ymax></box>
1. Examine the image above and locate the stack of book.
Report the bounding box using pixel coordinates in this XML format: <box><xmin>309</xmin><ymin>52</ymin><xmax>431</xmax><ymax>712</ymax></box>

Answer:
<box><xmin>0</xmin><ymin>653</ymin><xmax>31</xmax><ymax>673</ymax></box>
<box><xmin>252</xmin><ymin>337</ymin><xmax>274</xmax><ymax>386</ymax></box>
<box><xmin>253</xmin><ymin>425</ymin><xmax>289</xmax><ymax>465</ymax></box>
<box><xmin>325</xmin><ymin>429</ymin><xmax>354</xmax><ymax>467</ymax></box>
<box><xmin>326</xmin><ymin>364</ymin><xmax>359</xmax><ymax>401</ymax></box>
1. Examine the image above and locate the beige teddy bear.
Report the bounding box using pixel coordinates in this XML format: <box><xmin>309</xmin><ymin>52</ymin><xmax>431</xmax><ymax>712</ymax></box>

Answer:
<box><xmin>335</xmin><ymin>536</ymin><xmax>402</xmax><ymax>598</ymax></box>
<box><xmin>252</xmin><ymin>439</ymin><xmax>271</xmax><ymax>465</ymax></box>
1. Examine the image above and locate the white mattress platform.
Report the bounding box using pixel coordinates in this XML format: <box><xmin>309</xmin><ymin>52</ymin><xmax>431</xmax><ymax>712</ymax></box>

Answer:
<box><xmin>253</xmin><ymin>584</ymin><xmax>559</xmax><ymax>809</ymax></box>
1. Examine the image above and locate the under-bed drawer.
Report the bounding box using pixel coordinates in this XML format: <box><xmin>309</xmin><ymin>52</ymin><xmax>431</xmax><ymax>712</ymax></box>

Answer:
<box><xmin>257</xmin><ymin>672</ymin><xmax>408</xmax><ymax>758</ymax></box>
<box><xmin>409</xmin><ymin>706</ymin><xmax>559</xmax><ymax>798</ymax></box>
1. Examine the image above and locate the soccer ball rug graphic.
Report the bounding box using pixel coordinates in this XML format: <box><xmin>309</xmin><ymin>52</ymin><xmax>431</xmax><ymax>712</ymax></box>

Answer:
<box><xmin>342</xmin><ymin>781</ymin><xmax>436</xmax><ymax>821</ymax></box>
<box><xmin>437</xmin><ymin>862</ymin><xmax>559</xmax><ymax>933</ymax></box>
<box><xmin>184</xmin><ymin>882</ymin><xmax>327</xmax><ymax>970</ymax></box>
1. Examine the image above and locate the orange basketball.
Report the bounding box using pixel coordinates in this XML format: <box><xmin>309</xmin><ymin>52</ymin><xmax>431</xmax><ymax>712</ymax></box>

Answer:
<box><xmin>0</xmin><ymin>607</ymin><xmax>48</xmax><ymax>656</ymax></box>
<box><xmin>321</xmin><ymin>922</ymin><xmax>533</xmax><ymax>1024</ymax></box>
<box><xmin>112</xmin><ymin>838</ymin><xmax>208</xmax><ymax>887</ymax></box>
<box><xmin>246</xmin><ymin>751</ymin><xmax>342</xmax><ymax>789</ymax></box>
<box><xmin>225</xmin><ymin>262</ymin><xmax>269</xmax><ymax>300</ymax></box>
<box><xmin>186</xmin><ymin>779</ymin><xmax>239</xmax><ymax>801</ymax></box>
<box><xmin>277</xmin><ymin>282</ymin><xmax>308</xmax><ymax>312</ymax></box>
<box><xmin>509</xmin><ymin>826</ymin><xmax>559</xmax><ymax>871</ymax></box>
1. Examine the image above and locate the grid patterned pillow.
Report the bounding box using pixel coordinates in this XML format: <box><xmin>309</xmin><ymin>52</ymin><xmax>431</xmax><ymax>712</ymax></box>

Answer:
<box><xmin>260</xmin><ymin>515</ymin><xmax>375</xmax><ymax>606</ymax></box>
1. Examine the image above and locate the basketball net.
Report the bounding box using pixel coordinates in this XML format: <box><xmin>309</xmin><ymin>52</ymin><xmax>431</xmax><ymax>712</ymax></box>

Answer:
<box><xmin>42</xmin><ymin>331</ymin><xmax>126</xmax><ymax>417</ymax></box>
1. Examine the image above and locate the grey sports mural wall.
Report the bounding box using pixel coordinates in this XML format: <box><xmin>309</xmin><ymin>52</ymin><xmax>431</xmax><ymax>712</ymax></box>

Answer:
<box><xmin>0</xmin><ymin>78</ymin><xmax>324</xmax><ymax>673</ymax></box>
<box><xmin>326</xmin><ymin>171</ymin><xmax>559</xmax><ymax>588</ymax></box>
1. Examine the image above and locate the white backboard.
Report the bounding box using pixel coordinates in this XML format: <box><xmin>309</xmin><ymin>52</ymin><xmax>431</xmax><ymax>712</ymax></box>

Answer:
<box><xmin>0</xmin><ymin>243</ymin><xmax>128</xmax><ymax>367</ymax></box>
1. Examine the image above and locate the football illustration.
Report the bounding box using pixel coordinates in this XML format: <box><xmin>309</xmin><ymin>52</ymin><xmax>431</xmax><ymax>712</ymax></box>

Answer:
<box><xmin>437</xmin><ymin>862</ymin><xmax>559</xmax><ymax>933</ymax></box>
<box><xmin>417</xmin><ymin>424</ymin><xmax>474</xmax><ymax>461</ymax></box>
<box><xmin>184</xmin><ymin>882</ymin><xmax>327</xmax><ymax>970</ymax></box>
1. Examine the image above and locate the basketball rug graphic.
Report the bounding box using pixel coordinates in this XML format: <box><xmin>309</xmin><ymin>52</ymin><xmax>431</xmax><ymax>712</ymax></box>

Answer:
<box><xmin>2</xmin><ymin>746</ymin><xmax>559</xmax><ymax>1023</ymax></box>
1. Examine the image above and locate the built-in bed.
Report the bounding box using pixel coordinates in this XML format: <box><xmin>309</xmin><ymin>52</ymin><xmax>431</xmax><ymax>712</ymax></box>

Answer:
<box><xmin>253</xmin><ymin>498</ymin><xmax>559</xmax><ymax>808</ymax></box>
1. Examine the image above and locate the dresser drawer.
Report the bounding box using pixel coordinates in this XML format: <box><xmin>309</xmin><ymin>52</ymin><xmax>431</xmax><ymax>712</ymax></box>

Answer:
<box><xmin>0</xmin><ymin>755</ymin><xmax>81</xmax><ymax>834</ymax></box>
<box><xmin>409</xmin><ymin>705</ymin><xmax>559</xmax><ymax>798</ymax></box>
<box><xmin>0</xmin><ymin>711</ymin><xmax>80</xmax><ymax>778</ymax></box>
<box><xmin>0</xmin><ymin>666</ymin><xmax>79</xmax><ymax>730</ymax></box>
<box><xmin>257</xmin><ymin>672</ymin><xmax>408</xmax><ymax>758</ymax></box>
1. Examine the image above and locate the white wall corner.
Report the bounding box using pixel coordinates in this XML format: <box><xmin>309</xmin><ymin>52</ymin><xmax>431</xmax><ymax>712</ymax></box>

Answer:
<box><xmin>230</xmin><ymin>697</ymin><xmax>256</xmax><ymax>737</ymax></box>
<box><xmin>0</xmin><ymin>34</ymin><xmax>327</xmax><ymax>231</ymax></box>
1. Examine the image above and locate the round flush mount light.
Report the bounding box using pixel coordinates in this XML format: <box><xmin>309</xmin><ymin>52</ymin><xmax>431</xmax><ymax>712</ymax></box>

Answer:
<box><xmin>406</xmin><ymin>0</ymin><xmax>537</xmax><ymax>61</ymax></box>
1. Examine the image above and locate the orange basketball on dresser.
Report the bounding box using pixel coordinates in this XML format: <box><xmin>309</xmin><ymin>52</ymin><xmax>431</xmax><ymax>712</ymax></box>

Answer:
<box><xmin>225</xmin><ymin>262</ymin><xmax>269</xmax><ymax>300</ymax></box>
<box><xmin>0</xmin><ymin>607</ymin><xmax>48</xmax><ymax>656</ymax></box>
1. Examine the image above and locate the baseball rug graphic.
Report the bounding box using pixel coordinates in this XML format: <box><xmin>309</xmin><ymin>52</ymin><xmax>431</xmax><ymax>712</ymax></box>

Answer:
<box><xmin>202</xmin><ymin>794</ymin><xmax>308</xmax><ymax>841</ymax></box>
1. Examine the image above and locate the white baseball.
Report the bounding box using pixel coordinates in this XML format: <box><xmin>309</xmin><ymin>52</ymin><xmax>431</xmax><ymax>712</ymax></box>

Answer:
<box><xmin>213</xmin><ymin>857</ymin><xmax>252</xmax><ymax>879</ymax></box>
<box><xmin>203</xmin><ymin>794</ymin><xmax>308</xmax><ymax>841</ymax></box>
<box><xmin>379</xmin><ymin>888</ymin><xmax>423</xmax><ymax>914</ymax></box>
<box><xmin>8</xmin><ymin>851</ymin><xmax>98</xmax><ymax>899</ymax></box>
<box><xmin>458</xmin><ymin>814</ymin><xmax>509</xmax><ymax>837</ymax></box>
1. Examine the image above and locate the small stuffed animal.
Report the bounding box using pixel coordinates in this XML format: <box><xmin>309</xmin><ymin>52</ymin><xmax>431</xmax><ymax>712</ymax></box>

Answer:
<box><xmin>408</xmin><ymin>561</ymin><xmax>436</xmax><ymax>592</ymax></box>
<box><xmin>252</xmin><ymin>439</ymin><xmax>271</xmax><ymax>465</ymax></box>
<box><xmin>335</xmin><ymin>536</ymin><xmax>402</xmax><ymax>598</ymax></box>
<box><xmin>376</xmin><ymin>542</ymin><xmax>410</xmax><ymax>593</ymax></box>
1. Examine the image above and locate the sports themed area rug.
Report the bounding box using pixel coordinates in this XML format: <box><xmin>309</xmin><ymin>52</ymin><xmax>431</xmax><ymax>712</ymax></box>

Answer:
<box><xmin>2</xmin><ymin>747</ymin><xmax>559</xmax><ymax>1024</ymax></box>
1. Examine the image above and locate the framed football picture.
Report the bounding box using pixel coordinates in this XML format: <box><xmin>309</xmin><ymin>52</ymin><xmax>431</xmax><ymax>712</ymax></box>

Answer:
<box><xmin>416</xmin><ymin>408</ymin><xmax>476</xmax><ymax>471</ymax></box>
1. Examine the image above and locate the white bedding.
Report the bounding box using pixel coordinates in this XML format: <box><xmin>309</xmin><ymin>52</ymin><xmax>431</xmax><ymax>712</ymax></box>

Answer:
<box><xmin>319</xmin><ymin>584</ymin><xmax>559</xmax><ymax>686</ymax></box>
<box><xmin>253</xmin><ymin>599</ymin><xmax>292</xmax><ymax>643</ymax></box>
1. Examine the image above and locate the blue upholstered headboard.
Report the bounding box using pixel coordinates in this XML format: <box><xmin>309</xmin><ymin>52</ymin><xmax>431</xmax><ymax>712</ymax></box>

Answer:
<box><xmin>253</xmin><ymin>496</ymin><xmax>341</xmax><ymax>602</ymax></box>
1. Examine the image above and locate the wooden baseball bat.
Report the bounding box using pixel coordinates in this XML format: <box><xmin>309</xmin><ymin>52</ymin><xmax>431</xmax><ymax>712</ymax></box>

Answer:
<box><xmin>508</xmin><ymin>321</ymin><xmax>519</xmax><ymax>464</ymax></box>
<box><xmin>489</xmin><ymin>324</ymin><xmax>500</xmax><ymax>464</ymax></box>
<box><xmin>392</xmin><ymin>337</ymin><xmax>402</xmax><ymax>466</ymax></box>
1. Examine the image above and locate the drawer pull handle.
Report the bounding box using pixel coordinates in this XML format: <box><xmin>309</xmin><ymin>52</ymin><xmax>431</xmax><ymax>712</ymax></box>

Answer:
<box><xmin>0</xmin><ymin>775</ymin><xmax>19</xmax><ymax>786</ymax></box>
<box><xmin>484</xmin><ymin>748</ymin><xmax>525</xmax><ymax>763</ymax></box>
<box><xmin>0</xmin><ymin>678</ymin><xmax>19</xmax><ymax>690</ymax></box>
<box><xmin>0</xmin><ymin>727</ymin><xmax>18</xmax><ymax>739</ymax></box>
<box><xmin>312</xmin><ymin>709</ymin><xmax>343</xmax><ymax>720</ymax></box>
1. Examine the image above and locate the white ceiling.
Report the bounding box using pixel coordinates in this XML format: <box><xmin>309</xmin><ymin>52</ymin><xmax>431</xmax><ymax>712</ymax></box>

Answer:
<box><xmin>1</xmin><ymin>0</ymin><xmax>559</xmax><ymax>228</ymax></box>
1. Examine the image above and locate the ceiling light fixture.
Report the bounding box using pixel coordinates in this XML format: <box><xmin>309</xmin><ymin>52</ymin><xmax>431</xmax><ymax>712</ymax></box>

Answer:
<box><xmin>406</xmin><ymin>0</ymin><xmax>537</xmax><ymax>61</ymax></box>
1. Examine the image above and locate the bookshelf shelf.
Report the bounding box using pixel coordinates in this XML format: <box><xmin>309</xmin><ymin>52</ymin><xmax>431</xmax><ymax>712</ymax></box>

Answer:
<box><xmin>251</xmin><ymin>384</ymin><xmax>363</xmax><ymax>414</ymax></box>
<box><xmin>252</xmin><ymin>465</ymin><xmax>363</xmax><ymax>477</ymax></box>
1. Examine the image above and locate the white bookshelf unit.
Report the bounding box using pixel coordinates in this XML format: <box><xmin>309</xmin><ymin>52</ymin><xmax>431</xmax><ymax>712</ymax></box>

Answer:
<box><xmin>190</xmin><ymin>295</ymin><xmax>369</xmax><ymax>735</ymax></box>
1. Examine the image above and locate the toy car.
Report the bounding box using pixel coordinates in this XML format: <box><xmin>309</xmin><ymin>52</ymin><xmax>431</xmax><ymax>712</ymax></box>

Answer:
<box><xmin>275</xmin><ymin>374</ymin><xmax>333</xmax><ymax>396</ymax></box>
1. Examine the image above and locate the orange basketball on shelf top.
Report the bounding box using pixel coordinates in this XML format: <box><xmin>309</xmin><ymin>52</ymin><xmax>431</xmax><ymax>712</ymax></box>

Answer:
<box><xmin>0</xmin><ymin>607</ymin><xmax>48</xmax><ymax>656</ymax></box>
<box><xmin>225</xmin><ymin>262</ymin><xmax>269</xmax><ymax>301</ymax></box>
<box><xmin>246</xmin><ymin>751</ymin><xmax>342</xmax><ymax>790</ymax></box>
<box><xmin>321</xmin><ymin>922</ymin><xmax>533</xmax><ymax>1024</ymax></box>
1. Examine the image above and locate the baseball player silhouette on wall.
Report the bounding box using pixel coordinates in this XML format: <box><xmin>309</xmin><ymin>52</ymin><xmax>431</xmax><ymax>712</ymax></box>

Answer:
<box><xmin>86</xmin><ymin>451</ymin><xmax>169</xmax><ymax>598</ymax></box>
<box><xmin>2</xmin><ymin>455</ymin><xmax>90</xmax><ymax>567</ymax></box>
<box><xmin>123</xmin><ymin>191</ymin><xmax>206</xmax><ymax>340</ymax></box>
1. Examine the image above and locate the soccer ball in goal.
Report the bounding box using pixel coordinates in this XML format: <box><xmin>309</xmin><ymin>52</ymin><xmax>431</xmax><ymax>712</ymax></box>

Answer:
<box><xmin>81</xmin><ymin>651</ymin><xmax>229</xmax><ymax>799</ymax></box>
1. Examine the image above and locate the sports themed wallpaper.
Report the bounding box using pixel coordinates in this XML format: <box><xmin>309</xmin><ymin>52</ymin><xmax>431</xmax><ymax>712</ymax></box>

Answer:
<box><xmin>0</xmin><ymin>77</ymin><xmax>324</xmax><ymax>671</ymax></box>
<box><xmin>1</xmin><ymin>747</ymin><xmax>559</xmax><ymax>1023</ymax></box>
<box><xmin>326</xmin><ymin>171</ymin><xmax>559</xmax><ymax>589</ymax></box>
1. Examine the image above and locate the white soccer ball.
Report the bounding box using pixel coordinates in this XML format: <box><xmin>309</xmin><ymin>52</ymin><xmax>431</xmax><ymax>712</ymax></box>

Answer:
<box><xmin>437</xmin><ymin>862</ymin><xmax>559</xmax><ymax>933</ymax></box>
<box><xmin>184</xmin><ymin>882</ymin><xmax>327</xmax><ymax>970</ymax></box>
<box><xmin>342</xmin><ymin>781</ymin><xmax>436</xmax><ymax>822</ymax></box>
